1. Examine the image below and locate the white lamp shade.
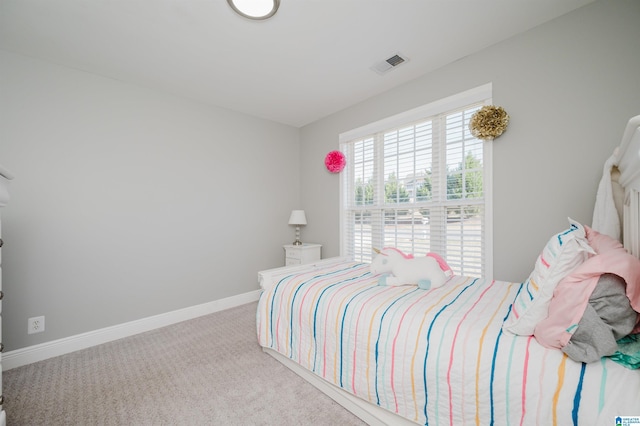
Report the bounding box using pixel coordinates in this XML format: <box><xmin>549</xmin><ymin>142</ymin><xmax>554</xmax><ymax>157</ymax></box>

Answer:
<box><xmin>288</xmin><ymin>210</ymin><xmax>307</xmax><ymax>225</ymax></box>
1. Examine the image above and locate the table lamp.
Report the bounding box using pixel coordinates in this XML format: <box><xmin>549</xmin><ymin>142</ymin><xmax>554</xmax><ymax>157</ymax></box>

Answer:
<box><xmin>288</xmin><ymin>210</ymin><xmax>307</xmax><ymax>245</ymax></box>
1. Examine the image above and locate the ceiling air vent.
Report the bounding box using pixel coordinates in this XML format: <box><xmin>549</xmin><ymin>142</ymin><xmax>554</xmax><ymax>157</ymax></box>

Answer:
<box><xmin>371</xmin><ymin>53</ymin><xmax>409</xmax><ymax>75</ymax></box>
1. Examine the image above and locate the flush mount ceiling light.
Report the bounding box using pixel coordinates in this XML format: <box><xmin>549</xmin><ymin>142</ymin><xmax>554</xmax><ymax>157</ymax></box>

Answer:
<box><xmin>227</xmin><ymin>0</ymin><xmax>280</xmax><ymax>20</ymax></box>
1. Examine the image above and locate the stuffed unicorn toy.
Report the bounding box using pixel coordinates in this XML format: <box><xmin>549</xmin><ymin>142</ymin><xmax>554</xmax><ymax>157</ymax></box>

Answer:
<box><xmin>370</xmin><ymin>247</ymin><xmax>452</xmax><ymax>290</ymax></box>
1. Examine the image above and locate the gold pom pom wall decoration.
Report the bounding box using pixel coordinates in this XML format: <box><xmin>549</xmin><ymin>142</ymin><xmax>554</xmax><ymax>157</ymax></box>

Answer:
<box><xmin>469</xmin><ymin>105</ymin><xmax>510</xmax><ymax>140</ymax></box>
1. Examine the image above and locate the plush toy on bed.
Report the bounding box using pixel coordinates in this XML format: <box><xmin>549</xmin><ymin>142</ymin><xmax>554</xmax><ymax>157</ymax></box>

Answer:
<box><xmin>371</xmin><ymin>247</ymin><xmax>452</xmax><ymax>290</ymax></box>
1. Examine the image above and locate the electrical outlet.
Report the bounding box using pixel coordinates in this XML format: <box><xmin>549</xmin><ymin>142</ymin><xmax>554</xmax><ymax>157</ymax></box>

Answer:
<box><xmin>28</xmin><ymin>316</ymin><xmax>45</xmax><ymax>334</ymax></box>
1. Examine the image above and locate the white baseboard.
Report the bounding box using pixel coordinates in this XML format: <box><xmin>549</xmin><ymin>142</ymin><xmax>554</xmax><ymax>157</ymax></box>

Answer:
<box><xmin>2</xmin><ymin>290</ymin><xmax>262</xmax><ymax>371</ymax></box>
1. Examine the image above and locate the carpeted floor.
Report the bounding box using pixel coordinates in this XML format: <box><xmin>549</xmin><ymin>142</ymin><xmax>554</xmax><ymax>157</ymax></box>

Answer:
<box><xmin>3</xmin><ymin>302</ymin><xmax>366</xmax><ymax>425</ymax></box>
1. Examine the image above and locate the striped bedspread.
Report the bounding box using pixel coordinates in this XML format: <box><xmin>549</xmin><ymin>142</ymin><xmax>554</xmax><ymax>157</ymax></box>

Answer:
<box><xmin>257</xmin><ymin>261</ymin><xmax>640</xmax><ymax>425</ymax></box>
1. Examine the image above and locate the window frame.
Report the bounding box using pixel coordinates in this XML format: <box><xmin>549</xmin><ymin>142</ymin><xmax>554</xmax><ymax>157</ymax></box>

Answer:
<box><xmin>339</xmin><ymin>84</ymin><xmax>493</xmax><ymax>279</ymax></box>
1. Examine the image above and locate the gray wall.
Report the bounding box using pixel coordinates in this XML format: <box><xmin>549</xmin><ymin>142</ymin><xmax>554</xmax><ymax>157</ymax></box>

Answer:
<box><xmin>299</xmin><ymin>0</ymin><xmax>640</xmax><ymax>282</ymax></box>
<box><xmin>0</xmin><ymin>51</ymin><xmax>300</xmax><ymax>351</ymax></box>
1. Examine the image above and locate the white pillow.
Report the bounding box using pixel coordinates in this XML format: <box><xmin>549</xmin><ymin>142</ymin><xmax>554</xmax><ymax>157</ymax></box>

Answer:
<box><xmin>503</xmin><ymin>218</ymin><xmax>595</xmax><ymax>336</ymax></box>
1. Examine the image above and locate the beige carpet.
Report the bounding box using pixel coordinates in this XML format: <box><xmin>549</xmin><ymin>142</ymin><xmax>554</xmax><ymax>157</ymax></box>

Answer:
<box><xmin>3</xmin><ymin>302</ymin><xmax>366</xmax><ymax>425</ymax></box>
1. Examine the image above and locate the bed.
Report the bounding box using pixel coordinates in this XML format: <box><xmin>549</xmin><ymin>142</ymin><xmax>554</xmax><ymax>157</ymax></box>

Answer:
<box><xmin>257</xmin><ymin>115</ymin><xmax>640</xmax><ymax>425</ymax></box>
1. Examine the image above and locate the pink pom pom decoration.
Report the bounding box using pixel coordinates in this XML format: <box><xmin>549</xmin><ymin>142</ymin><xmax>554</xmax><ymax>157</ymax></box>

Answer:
<box><xmin>324</xmin><ymin>150</ymin><xmax>346</xmax><ymax>173</ymax></box>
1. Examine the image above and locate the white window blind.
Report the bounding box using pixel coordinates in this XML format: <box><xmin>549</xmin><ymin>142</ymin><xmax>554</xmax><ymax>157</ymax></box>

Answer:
<box><xmin>340</xmin><ymin>88</ymin><xmax>492</xmax><ymax>278</ymax></box>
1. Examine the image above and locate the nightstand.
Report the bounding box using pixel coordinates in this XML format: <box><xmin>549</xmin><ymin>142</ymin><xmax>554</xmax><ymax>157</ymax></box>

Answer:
<box><xmin>283</xmin><ymin>243</ymin><xmax>322</xmax><ymax>266</ymax></box>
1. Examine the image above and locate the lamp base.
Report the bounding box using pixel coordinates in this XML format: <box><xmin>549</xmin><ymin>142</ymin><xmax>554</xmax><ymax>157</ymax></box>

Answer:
<box><xmin>292</xmin><ymin>225</ymin><xmax>302</xmax><ymax>246</ymax></box>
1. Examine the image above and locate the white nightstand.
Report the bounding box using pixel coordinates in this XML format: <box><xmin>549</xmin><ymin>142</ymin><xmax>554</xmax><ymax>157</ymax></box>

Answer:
<box><xmin>283</xmin><ymin>243</ymin><xmax>322</xmax><ymax>266</ymax></box>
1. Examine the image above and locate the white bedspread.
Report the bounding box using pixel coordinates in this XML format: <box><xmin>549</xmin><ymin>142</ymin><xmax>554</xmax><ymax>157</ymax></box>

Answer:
<box><xmin>257</xmin><ymin>261</ymin><xmax>640</xmax><ymax>425</ymax></box>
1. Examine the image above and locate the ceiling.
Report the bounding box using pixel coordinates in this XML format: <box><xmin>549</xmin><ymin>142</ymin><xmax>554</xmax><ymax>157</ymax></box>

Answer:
<box><xmin>0</xmin><ymin>0</ymin><xmax>594</xmax><ymax>128</ymax></box>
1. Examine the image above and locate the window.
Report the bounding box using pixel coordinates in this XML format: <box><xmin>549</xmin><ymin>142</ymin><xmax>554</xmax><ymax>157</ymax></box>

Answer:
<box><xmin>340</xmin><ymin>86</ymin><xmax>492</xmax><ymax>278</ymax></box>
